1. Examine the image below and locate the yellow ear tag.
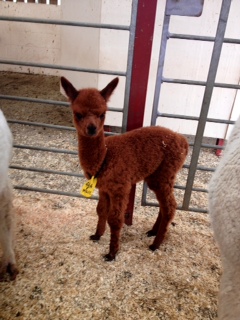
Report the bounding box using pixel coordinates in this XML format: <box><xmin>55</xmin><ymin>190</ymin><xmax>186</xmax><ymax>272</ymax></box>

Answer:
<box><xmin>81</xmin><ymin>176</ymin><xmax>97</xmax><ymax>198</ymax></box>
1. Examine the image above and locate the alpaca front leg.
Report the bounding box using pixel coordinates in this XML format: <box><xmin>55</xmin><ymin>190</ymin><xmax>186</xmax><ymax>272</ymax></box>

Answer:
<box><xmin>104</xmin><ymin>191</ymin><xmax>130</xmax><ymax>261</ymax></box>
<box><xmin>104</xmin><ymin>213</ymin><xmax>124</xmax><ymax>261</ymax></box>
<box><xmin>0</xmin><ymin>231</ymin><xmax>18</xmax><ymax>281</ymax></box>
<box><xmin>90</xmin><ymin>191</ymin><xmax>109</xmax><ymax>241</ymax></box>
<box><xmin>0</xmin><ymin>206</ymin><xmax>18</xmax><ymax>281</ymax></box>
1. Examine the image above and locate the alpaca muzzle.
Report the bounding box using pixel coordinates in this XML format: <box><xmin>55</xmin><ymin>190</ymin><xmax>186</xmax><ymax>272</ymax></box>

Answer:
<box><xmin>87</xmin><ymin>124</ymin><xmax>97</xmax><ymax>137</ymax></box>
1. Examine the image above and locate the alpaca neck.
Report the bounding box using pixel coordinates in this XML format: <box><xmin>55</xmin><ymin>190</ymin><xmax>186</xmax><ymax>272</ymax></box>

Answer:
<box><xmin>77</xmin><ymin>131</ymin><xmax>107</xmax><ymax>178</ymax></box>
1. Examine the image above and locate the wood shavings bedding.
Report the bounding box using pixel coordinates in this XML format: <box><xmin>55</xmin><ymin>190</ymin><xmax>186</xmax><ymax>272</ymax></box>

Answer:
<box><xmin>0</xmin><ymin>72</ymin><xmax>221</xmax><ymax>319</ymax></box>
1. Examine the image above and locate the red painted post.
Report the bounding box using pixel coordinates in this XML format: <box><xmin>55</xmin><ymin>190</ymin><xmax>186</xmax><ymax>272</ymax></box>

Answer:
<box><xmin>215</xmin><ymin>138</ymin><xmax>224</xmax><ymax>157</ymax></box>
<box><xmin>124</xmin><ymin>0</ymin><xmax>158</xmax><ymax>225</ymax></box>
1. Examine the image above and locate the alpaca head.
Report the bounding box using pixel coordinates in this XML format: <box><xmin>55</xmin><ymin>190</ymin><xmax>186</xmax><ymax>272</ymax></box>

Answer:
<box><xmin>61</xmin><ymin>77</ymin><xmax>119</xmax><ymax>137</ymax></box>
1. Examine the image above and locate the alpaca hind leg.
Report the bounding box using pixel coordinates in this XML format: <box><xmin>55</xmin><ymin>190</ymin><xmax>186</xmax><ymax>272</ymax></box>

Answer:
<box><xmin>90</xmin><ymin>191</ymin><xmax>109</xmax><ymax>241</ymax></box>
<box><xmin>146</xmin><ymin>169</ymin><xmax>177</xmax><ymax>251</ymax></box>
<box><xmin>149</xmin><ymin>189</ymin><xmax>176</xmax><ymax>251</ymax></box>
<box><xmin>0</xmin><ymin>185</ymin><xmax>18</xmax><ymax>281</ymax></box>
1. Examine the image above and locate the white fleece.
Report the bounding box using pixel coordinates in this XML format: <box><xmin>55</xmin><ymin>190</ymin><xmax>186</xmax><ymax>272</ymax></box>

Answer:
<box><xmin>0</xmin><ymin>109</ymin><xmax>12</xmax><ymax>193</ymax></box>
<box><xmin>208</xmin><ymin>115</ymin><xmax>240</xmax><ymax>320</ymax></box>
<box><xmin>0</xmin><ymin>109</ymin><xmax>18</xmax><ymax>280</ymax></box>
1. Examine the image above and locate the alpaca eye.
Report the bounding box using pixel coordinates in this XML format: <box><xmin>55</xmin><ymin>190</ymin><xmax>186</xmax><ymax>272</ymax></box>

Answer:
<box><xmin>99</xmin><ymin>113</ymin><xmax>105</xmax><ymax>120</ymax></box>
<box><xmin>75</xmin><ymin>113</ymin><xmax>83</xmax><ymax>121</ymax></box>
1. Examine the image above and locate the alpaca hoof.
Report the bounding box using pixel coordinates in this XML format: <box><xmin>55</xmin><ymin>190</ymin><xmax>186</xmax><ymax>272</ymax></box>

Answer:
<box><xmin>90</xmin><ymin>234</ymin><xmax>101</xmax><ymax>242</ymax></box>
<box><xmin>7</xmin><ymin>263</ymin><xmax>19</xmax><ymax>281</ymax></box>
<box><xmin>0</xmin><ymin>263</ymin><xmax>19</xmax><ymax>282</ymax></box>
<box><xmin>146</xmin><ymin>230</ymin><xmax>157</xmax><ymax>237</ymax></box>
<box><xmin>104</xmin><ymin>254</ymin><xmax>115</xmax><ymax>261</ymax></box>
<box><xmin>149</xmin><ymin>244</ymin><xmax>158</xmax><ymax>251</ymax></box>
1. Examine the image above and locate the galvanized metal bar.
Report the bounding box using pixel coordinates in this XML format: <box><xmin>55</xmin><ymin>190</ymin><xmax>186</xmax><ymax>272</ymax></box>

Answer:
<box><xmin>0</xmin><ymin>16</ymin><xmax>130</xmax><ymax>31</ymax></box>
<box><xmin>0</xmin><ymin>60</ymin><xmax>126</xmax><ymax>77</ymax></box>
<box><xmin>201</xmin><ymin>143</ymin><xmax>224</xmax><ymax>149</ymax></box>
<box><xmin>13</xmin><ymin>185</ymin><xmax>98</xmax><ymax>200</ymax></box>
<box><xmin>122</xmin><ymin>0</ymin><xmax>138</xmax><ymax>132</ymax></box>
<box><xmin>162</xmin><ymin>77</ymin><xmax>240</xmax><ymax>90</ymax></box>
<box><xmin>0</xmin><ymin>94</ymin><xmax>68</xmax><ymax>107</ymax></box>
<box><xmin>13</xmin><ymin>144</ymin><xmax>78</xmax><ymax>155</ymax></box>
<box><xmin>185</xmin><ymin>142</ymin><xmax>224</xmax><ymax>149</ymax></box>
<box><xmin>196</xmin><ymin>166</ymin><xmax>215</xmax><ymax>172</ymax></box>
<box><xmin>9</xmin><ymin>120</ymin><xmax>75</xmax><ymax>131</ymax></box>
<box><xmin>169</xmin><ymin>33</ymin><xmax>240</xmax><ymax>45</ymax></box>
<box><xmin>158</xmin><ymin>112</ymin><xmax>236</xmax><ymax>125</ymax></box>
<box><xmin>10</xmin><ymin>165</ymin><xmax>84</xmax><ymax>178</ymax></box>
<box><xmin>8</xmin><ymin>119</ymin><xmax>117</xmax><ymax>137</ymax></box>
<box><xmin>143</xmin><ymin>201</ymin><xmax>208</xmax><ymax>214</ymax></box>
<box><xmin>0</xmin><ymin>94</ymin><xmax>123</xmax><ymax>112</ymax></box>
<box><xmin>141</xmin><ymin>9</ymin><xmax>171</xmax><ymax>204</ymax></box>
<box><xmin>182</xmin><ymin>0</ymin><xmax>232</xmax><ymax>210</ymax></box>
<box><xmin>151</xmin><ymin>12</ymin><xmax>170</xmax><ymax>125</ymax></box>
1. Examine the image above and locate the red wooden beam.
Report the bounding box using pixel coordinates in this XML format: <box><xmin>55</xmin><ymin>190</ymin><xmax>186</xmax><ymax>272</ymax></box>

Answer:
<box><xmin>124</xmin><ymin>0</ymin><xmax>158</xmax><ymax>225</ymax></box>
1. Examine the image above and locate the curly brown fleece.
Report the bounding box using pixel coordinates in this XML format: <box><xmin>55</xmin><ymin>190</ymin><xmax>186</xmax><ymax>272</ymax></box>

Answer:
<box><xmin>61</xmin><ymin>77</ymin><xmax>188</xmax><ymax>261</ymax></box>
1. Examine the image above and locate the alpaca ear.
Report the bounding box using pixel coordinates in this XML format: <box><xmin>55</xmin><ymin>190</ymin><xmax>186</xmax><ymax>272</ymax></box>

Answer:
<box><xmin>61</xmin><ymin>77</ymin><xmax>79</xmax><ymax>102</ymax></box>
<box><xmin>100</xmin><ymin>77</ymin><xmax>119</xmax><ymax>101</ymax></box>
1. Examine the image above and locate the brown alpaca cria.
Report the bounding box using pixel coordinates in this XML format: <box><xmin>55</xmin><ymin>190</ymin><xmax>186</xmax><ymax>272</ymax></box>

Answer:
<box><xmin>61</xmin><ymin>77</ymin><xmax>188</xmax><ymax>261</ymax></box>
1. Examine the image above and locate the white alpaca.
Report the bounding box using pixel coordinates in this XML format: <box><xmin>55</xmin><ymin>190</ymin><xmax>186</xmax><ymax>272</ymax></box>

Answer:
<box><xmin>0</xmin><ymin>110</ymin><xmax>18</xmax><ymax>281</ymax></box>
<box><xmin>209</xmin><ymin>115</ymin><xmax>240</xmax><ymax>319</ymax></box>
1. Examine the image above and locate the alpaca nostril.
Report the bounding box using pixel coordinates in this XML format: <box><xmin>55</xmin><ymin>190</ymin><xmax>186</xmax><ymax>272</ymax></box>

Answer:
<box><xmin>87</xmin><ymin>124</ymin><xmax>97</xmax><ymax>136</ymax></box>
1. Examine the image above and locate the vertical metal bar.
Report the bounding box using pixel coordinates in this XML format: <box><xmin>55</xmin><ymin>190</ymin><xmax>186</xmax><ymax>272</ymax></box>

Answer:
<box><xmin>124</xmin><ymin>0</ymin><xmax>158</xmax><ymax>225</ymax></box>
<box><xmin>122</xmin><ymin>0</ymin><xmax>138</xmax><ymax>133</ymax></box>
<box><xmin>151</xmin><ymin>13</ymin><xmax>170</xmax><ymax>125</ymax></box>
<box><xmin>142</xmin><ymin>5</ymin><xmax>170</xmax><ymax>205</ymax></box>
<box><xmin>182</xmin><ymin>0</ymin><xmax>232</xmax><ymax>210</ymax></box>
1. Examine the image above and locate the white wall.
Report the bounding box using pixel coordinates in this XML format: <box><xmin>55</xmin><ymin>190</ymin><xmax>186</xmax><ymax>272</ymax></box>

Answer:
<box><xmin>0</xmin><ymin>0</ymin><xmax>240</xmax><ymax>138</ymax></box>
<box><xmin>60</xmin><ymin>0</ymin><xmax>102</xmax><ymax>89</ymax></box>
<box><xmin>0</xmin><ymin>0</ymin><xmax>101</xmax><ymax>89</ymax></box>
<box><xmin>146</xmin><ymin>0</ymin><xmax>240</xmax><ymax>138</ymax></box>
<box><xmin>0</xmin><ymin>1</ymin><xmax>61</xmax><ymax>75</ymax></box>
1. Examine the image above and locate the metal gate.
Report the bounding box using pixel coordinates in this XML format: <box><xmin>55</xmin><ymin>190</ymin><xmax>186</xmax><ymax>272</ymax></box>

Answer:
<box><xmin>141</xmin><ymin>0</ymin><xmax>240</xmax><ymax>214</ymax></box>
<box><xmin>0</xmin><ymin>0</ymin><xmax>239</xmax><ymax>220</ymax></box>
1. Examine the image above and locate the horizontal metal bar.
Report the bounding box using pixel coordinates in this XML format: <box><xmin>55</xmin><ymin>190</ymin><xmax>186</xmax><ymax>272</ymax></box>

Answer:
<box><xmin>0</xmin><ymin>94</ymin><xmax>124</xmax><ymax>113</ymax></box>
<box><xmin>158</xmin><ymin>112</ymin><xmax>236</xmax><ymax>125</ymax></box>
<box><xmin>9</xmin><ymin>120</ymin><xmax>75</xmax><ymax>131</ymax></box>
<box><xmin>9</xmin><ymin>120</ymin><xmax>118</xmax><ymax>137</ymax></box>
<box><xmin>13</xmin><ymin>144</ymin><xmax>78</xmax><ymax>155</ymax></box>
<box><xmin>13</xmin><ymin>185</ymin><xmax>98</xmax><ymax>200</ymax></box>
<box><xmin>184</xmin><ymin>164</ymin><xmax>215</xmax><ymax>172</ymax></box>
<box><xmin>10</xmin><ymin>165</ymin><xmax>84</xmax><ymax>178</ymax></box>
<box><xmin>187</xmin><ymin>142</ymin><xmax>224</xmax><ymax>150</ymax></box>
<box><xmin>0</xmin><ymin>94</ymin><xmax>68</xmax><ymax>107</ymax></box>
<box><xmin>0</xmin><ymin>16</ymin><xmax>130</xmax><ymax>31</ymax></box>
<box><xmin>201</xmin><ymin>143</ymin><xmax>224</xmax><ymax>149</ymax></box>
<box><xmin>162</xmin><ymin>77</ymin><xmax>240</xmax><ymax>90</ymax></box>
<box><xmin>196</xmin><ymin>166</ymin><xmax>215</xmax><ymax>172</ymax></box>
<box><xmin>0</xmin><ymin>60</ymin><xmax>126</xmax><ymax>77</ymax></box>
<box><xmin>142</xmin><ymin>200</ymin><xmax>208</xmax><ymax>213</ymax></box>
<box><xmin>169</xmin><ymin>33</ymin><xmax>240</xmax><ymax>45</ymax></box>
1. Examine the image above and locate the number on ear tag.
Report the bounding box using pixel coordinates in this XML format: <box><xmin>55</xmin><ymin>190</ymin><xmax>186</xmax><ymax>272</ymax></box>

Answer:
<box><xmin>81</xmin><ymin>176</ymin><xmax>97</xmax><ymax>198</ymax></box>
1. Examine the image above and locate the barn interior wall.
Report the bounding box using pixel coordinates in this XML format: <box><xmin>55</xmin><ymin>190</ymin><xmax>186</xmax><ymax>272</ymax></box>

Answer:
<box><xmin>0</xmin><ymin>0</ymin><xmax>239</xmax><ymax>138</ymax></box>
